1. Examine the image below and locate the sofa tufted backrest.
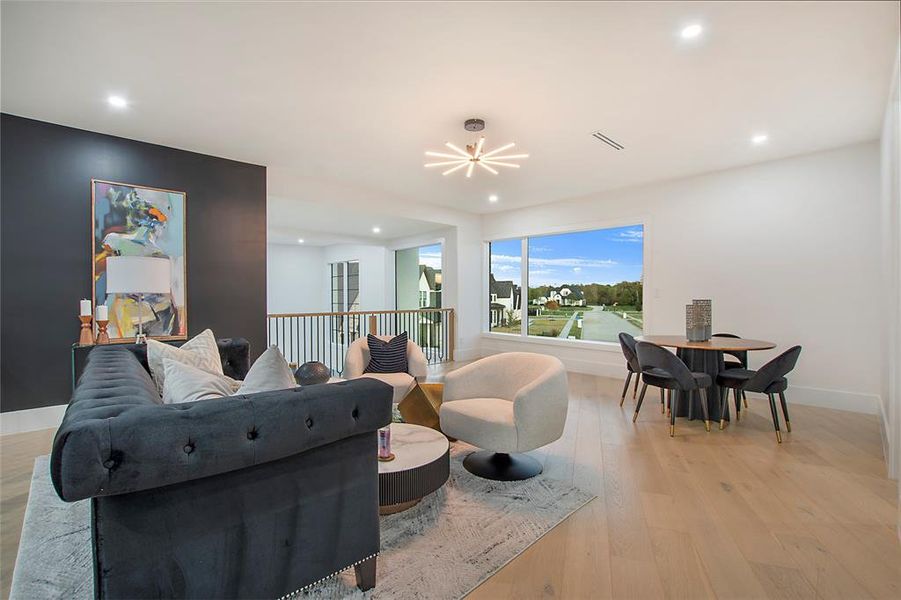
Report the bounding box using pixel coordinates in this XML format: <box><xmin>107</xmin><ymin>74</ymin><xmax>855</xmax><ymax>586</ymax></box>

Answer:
<box><xmin>50</xmin><ymin>345</ymin><xmax>393</xmax><ymax>502</ymax></box>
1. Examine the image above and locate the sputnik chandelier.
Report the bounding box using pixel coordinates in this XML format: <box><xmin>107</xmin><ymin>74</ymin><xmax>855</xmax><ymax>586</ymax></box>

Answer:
<box><xmin>424</xmin><ymin>118</ymin><xmax>528</xmax><ymax>178</ymax></box>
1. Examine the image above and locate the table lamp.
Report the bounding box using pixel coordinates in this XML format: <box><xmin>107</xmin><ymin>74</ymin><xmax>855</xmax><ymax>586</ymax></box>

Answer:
<box><xmin>105</xmin><ymin>256</ymin><xmax>171</xmax><ymax>343</ymax></box>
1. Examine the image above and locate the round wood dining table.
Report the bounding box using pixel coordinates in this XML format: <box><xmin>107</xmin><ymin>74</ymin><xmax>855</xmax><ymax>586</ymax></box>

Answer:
<box><xmin>634</xmin><ymin>335</ymin><xmax>776</xmax><ymax>422</ymax></box>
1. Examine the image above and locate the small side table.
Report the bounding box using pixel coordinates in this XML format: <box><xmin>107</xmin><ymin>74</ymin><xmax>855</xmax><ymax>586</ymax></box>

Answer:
<box><xmin>378</xmin><ymin>423</ymin><xmax>450</xmax><ymax>515</ymax></box>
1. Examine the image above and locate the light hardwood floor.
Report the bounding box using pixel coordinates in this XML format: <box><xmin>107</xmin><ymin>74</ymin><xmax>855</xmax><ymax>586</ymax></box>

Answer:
<box><xmin>1</xmin><ymin>371</ymin><xmax>899</xmax><ymax>599</ymax></box>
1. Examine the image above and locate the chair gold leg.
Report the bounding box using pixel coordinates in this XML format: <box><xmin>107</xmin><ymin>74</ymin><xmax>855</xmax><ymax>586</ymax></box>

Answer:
<box><xmin>743</xmin><ymin>390</ymin><xmax>748</xmax><ymax>409</ymax></box>
<box><xmin>633</xmin><ymin>383</ymin><xmax>648</xmax><ymax>423</ymax></box>
<box><xmin>786</xmin><ymin>420</ymin><xmax>792</xmax><ymax>433</ymax></box>
<box><xmin>719</xmin><ymin>418</ymin><xmax>726</xmax><ymax>430</ymax></box>
<box><xmin>670</xmin><ymin>424</ymin><xmax>675</xmax><ymax>437</ymax></box>
<box><xmin>776</xmin><ymin>430</ymin><xmax>783</xmax><ymax>443</ymax></box>
<box><xmin>620</xmin><ymin>371</ymin><xmax>633</xmax><ymax>407</ymax></box>
<box><xmin>705</xmin><ymin>420</ymin><xmax>711</xmax><ymax>432</ymax></box>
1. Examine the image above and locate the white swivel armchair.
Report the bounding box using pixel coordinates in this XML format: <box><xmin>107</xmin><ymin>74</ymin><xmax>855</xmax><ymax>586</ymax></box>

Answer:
<box><xmin>439</xmin><ymin>352</ymin><xmax>568</xmax><ymax>480</ymax></box>
<box><xmin>343</xmin><ymin>335</ymin><xmax>428</xmax><ymax>403</ymax></box>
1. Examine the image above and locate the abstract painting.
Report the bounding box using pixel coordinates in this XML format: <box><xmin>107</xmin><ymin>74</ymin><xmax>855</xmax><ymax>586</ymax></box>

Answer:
<box><xmin>92</xmin><ymin>180</ymin><xmax>186</xmax><ymax>341</ymax></box>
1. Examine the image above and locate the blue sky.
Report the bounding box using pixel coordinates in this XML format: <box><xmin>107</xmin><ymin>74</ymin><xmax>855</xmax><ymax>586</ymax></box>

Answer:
<box><xmin>490</xmin><ymin>225</ymin><xmax>643</xmax><ymax>287</ymax></box>
<box><xmin>418</xmin><ymin>243</ymin><xmax>442</xmax><ymax>269</ymax></box>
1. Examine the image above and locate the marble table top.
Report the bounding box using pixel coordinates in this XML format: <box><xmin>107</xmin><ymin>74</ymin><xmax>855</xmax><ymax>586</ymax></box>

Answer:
<box><xmin>378</xmin><ymin>423</ymin><xmax>449</xmax><ymax>475</ymax></box>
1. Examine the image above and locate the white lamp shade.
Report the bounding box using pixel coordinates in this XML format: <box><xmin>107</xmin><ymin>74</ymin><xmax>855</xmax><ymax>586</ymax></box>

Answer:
<box><xmin>105</xmin><ymin>256</ymin><xmax>171</xmax><ymax>295</ymax></box>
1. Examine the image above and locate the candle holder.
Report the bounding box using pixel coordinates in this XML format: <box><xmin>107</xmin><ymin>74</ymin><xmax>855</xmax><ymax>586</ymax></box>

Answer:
<box><xmin>377</xmin><ymin>426</ymin><xmax>395</xmax><ymax>462</ymax></box>
<box><xmin>79</xmin><ymin>315</ymin><xmax>95</xmax><ymax>346</ymax></box>
<box><xmin>96</xmin><ymin>319</ymin><xmax>110</xmax><ymax>344</ymax></box>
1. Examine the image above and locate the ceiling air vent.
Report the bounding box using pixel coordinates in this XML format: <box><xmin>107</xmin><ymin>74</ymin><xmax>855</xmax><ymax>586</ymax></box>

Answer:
<box><xmin>590</xmin><ymin>130</ymin><xmax>624</xmax><ymax>150</ymax></box>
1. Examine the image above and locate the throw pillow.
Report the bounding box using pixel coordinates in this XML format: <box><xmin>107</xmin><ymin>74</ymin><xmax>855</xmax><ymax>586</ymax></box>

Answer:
<box><xmin>161</xmin><ymin>359</ymin><xmax>234</xmax><ymax>404</ymax></box>
<box><xmin>147</xmin><ymin>329</ymin><xmax>223</xmax><ymax>393</ymax></box>
<box><xmin>236</xmin><ymin>346</ymin><xmax>297</xmax><ymax>395</ymax></box>
<box><xmin>364</xmin><ymin>332</ymin><xmax>408</xmax><ymax>374</ymax></box>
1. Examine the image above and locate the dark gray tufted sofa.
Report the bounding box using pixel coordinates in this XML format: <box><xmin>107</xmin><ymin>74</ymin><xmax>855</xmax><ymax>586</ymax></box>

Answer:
<box><xmin>50</xmin><ymin>340</ymin><xmax>393</xmax><ymax>599</ymax></box>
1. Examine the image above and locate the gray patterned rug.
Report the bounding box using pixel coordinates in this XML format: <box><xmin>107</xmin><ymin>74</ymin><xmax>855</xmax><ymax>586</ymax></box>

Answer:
<box><xmin>12</xmin><ymin>447</ymin><xmax>593</xmax><ymax>599</ymax></box>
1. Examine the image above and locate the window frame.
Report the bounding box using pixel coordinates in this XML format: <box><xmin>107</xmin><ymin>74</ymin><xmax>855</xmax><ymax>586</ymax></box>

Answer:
<box><xmin>483</xmin><ymin>218</ymin><xmax>647</xmax><ymax>349</ymax></box>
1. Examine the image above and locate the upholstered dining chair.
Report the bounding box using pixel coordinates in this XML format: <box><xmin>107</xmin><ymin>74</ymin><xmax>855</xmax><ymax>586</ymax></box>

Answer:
<box><xmin>344</xmin><ymin>334</ymin><xmax>428</xmax><ymax>403</ymax></box>
<box><xmin>617</xmin><ymin>332</ymin><xmax>641</xmax><ymax>406</ymax></box>
<box><xmin>716</xmin><ymin>345</ymin><xmax>802</xmax><ymax>443</ymax></box>
<box><xmin>712</xmin><ymin>332</ymin><xmax>749</xmax><ymax>409</ymax></box>
<box><xmin>439</xmin><ymin>352</ymin><xmax>568</xmax><ymax>480</ymax></box>
<box><xmin>634</xmin><ymin>341</ymin><xmax>712</xmax><ymax>436</ymax></box>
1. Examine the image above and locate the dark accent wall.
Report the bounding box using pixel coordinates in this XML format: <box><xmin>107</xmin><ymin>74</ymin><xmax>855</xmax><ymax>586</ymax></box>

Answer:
<box><xmin>1</xmin><ymin>114</ymin><xmax>267</xmax><ymax>412</ymax></box>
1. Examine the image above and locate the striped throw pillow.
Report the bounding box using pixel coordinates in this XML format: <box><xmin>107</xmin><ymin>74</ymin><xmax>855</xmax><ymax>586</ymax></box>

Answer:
<box><xmin>364</xmin><ymin>332</ymin><xmax>409</xmax><ymax>374</ymax></box>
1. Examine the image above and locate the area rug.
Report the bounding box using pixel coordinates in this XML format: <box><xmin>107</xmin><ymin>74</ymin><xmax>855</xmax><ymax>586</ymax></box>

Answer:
<box><xmin>12</xmin><ymin>448</ymin><xmax>594</xmax><ymax>599</ymax></box>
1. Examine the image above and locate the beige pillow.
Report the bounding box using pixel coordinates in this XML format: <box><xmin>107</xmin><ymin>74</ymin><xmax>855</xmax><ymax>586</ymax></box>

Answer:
<box><xmin>161</xmin><ymin>359</ymin><xmax>234</xmax><ymax>404</ymax></box>
<box><xmin>236</xmin><ymin>346</ymin><xmax>297</xmax><ymax>395</ymax></box>
<box><xmin>147</xmin><ymin>329</ymin><xmax>223</xmax><ymax>393</ymax></box>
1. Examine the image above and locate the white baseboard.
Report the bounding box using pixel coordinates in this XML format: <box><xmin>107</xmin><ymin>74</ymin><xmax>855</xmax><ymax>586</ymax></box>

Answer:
<box><xmin>784</xmin><ymin>385</ymin><xmax>880</xmax><ymax>415</ymax></box>
<box><xmin>1</xmin><ymin>404</ymin><xmax>66</xmax><ymax>436</ymax></box>
<box><xmin>479</xmin><ymin>343</ymin><xmax>881</xmax><ymax>415</ymax></box>
<box><xmin>453</xmin><ymin>346</ymin><xmax>482</xmax><ymax>362</ymax></box>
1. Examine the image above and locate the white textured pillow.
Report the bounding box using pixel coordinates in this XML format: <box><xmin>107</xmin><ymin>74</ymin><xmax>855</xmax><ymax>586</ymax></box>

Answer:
<box><xmin>147</xmin><ymin>329</ymin><xmax>223</xmax><ymax>393</ymax></box>
<box><xmin>236</xmin><ymin>346</ymin><xmax>297</xmax><ymax>395</ymax></box>
<box><xmin>161</xmin><ymin>359</ymin><xmax>234</xmax><ymax>404</ymax></box>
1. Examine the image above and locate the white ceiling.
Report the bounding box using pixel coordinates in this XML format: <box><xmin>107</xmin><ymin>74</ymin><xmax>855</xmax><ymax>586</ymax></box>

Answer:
<box><xmin>267</xmin><ymin>196</ymin><xmax>445</xmax><ymax>246</ymax></box>
<box><xmin>2</xmin><ymin>1</ymin><xmax>898</xmax><ymax>217</ymax></box>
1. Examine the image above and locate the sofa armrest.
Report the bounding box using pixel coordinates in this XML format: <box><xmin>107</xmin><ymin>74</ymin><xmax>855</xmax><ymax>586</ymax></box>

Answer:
<box><xmin>51</xmin><ymin>378</ymin><xmax>393</xmax><ymax>502</ymax></box>
<box><xmin>513</xmin><ymin>363</ymin><xmax>569</xmax><ymax>451</ymax></box>
<box><xmin>344</xmin><ymin>339</ymin><xmax>367</xmax><ymax>379</ymax></box>
<box><xmin>407</xmin><ymin>341</ymin><xmax>428</xmax><ymax>381</ymax></box>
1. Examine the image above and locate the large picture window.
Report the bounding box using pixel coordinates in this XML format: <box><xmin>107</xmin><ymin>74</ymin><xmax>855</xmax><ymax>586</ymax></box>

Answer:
<box><xmin>488</xmin><ymin>224</ymin><xmax>643</xmax><ymax>343</ymax></box>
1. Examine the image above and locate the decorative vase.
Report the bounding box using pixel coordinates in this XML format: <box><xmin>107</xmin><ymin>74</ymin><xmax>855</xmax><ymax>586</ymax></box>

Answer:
<box><xmin>685</xmin><ymin>304</ymin><xmax>706</xmax><ymax>342</ymax></box>
<box><xmin>692</xmin><ymin>299</ymin><xmax>712</xmax><ymax>340</ymax></box>
<box><xmin>294</xmin><ymin>361</ymin><xmax>331</xmax><ymax>385</ymax></box>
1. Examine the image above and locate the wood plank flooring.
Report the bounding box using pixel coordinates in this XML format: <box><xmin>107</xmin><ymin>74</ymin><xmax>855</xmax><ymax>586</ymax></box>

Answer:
<box><xmin>1</xmin><ymin>370</ymin><xmax>898</xmax><ymax>599</ymax></box>
<box><xmin>469</xmin><ymin>372</ymin><xmax>901</xmax><ymax>599</ymax></box>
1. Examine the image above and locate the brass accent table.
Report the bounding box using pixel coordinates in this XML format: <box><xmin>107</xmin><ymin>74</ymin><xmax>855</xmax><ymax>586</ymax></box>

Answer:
<box><xmin>398</xmin><ymin>382</ymin><xmax>445</xmax><ymax>431</ymax></box>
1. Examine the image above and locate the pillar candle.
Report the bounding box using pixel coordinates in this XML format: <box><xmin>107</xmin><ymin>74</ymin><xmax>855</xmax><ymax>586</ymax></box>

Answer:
<box><xmin>96</xmin><ymin>304</ymin><xmax>108</xmax><ymax>321</ymax></box>
<box><xmin>80</xmin><ymin>299</ymin><xmax>92</xmax><ymax>317</ymax></box>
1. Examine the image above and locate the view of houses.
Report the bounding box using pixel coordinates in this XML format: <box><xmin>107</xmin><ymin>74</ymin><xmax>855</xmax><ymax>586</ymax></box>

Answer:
<box><xmin>489</xmin><ymin>225</ymin><xmax>644</xmax><ymax>343</ymax></box>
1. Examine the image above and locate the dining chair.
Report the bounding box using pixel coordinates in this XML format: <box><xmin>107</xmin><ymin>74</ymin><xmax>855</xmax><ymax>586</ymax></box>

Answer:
<box><xmin>712</xmin><ymin>332</ymin><xmax>749</xmax><ymax>409</ymax></box>
<box><xmin>634</xmin><ymin>341</ymin><xmax>712</xmax><ymax>436</ymax></box>
<box><xmin>617</xmin><ymin>332</ymin><xmax>641</xmax><ymax>406</ymax></box>
<box><xmin>715</xmin><ymin>346</ymin><xmax>802</xmax><ymax>443</ymax></box>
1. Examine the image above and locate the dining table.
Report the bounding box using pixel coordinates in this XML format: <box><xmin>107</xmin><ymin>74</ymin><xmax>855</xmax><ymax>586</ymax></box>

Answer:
<box><xmin>634</xmin><ymin>335</ymin><xmax>776</xmax><ymax>422</ymax></box>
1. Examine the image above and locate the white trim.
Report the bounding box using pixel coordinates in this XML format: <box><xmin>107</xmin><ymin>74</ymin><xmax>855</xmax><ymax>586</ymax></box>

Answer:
<box><xmin>1</xmin><ymin>404</ymin><xmax>65</xmax><ymax>435</ymax></box>
<box><xmin>483</xmin><ymin>218</ymin><xmax>648</xmax><ymax>343</ymax></box>
<box><xmin>481</xmin><ymin>331</ymin><xmax>621</xmax><ymax>352</ymax></box>
<box><xmin>768</xmin><ymin>386</ymin><xmax>881</xmax><ymax>415</ymax></box>
<box><xmin>453</xmin><ymin>345</ymin><xmax>482</xmax><ymax>362</ymax></box>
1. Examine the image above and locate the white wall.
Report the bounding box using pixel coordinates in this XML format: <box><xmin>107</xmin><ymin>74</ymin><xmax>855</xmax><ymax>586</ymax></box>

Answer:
<box><xmin>481</xmin><ymin>142</ymin><xmax>883</xmax><ymax>414</ymax></box>
<box><xmin>267</xmin><ymin>243</ymin><xmax>325</xmax><ymax>313</ymax></box>
<box><xmin>878</xmin><ymin>42</ymin><xmax>900</xmax><ymax>491</ymax></box>
<box><xmin>321</xmin><ymin>244</ymin><xmax>390</xmax><ymax>310</ymax></box>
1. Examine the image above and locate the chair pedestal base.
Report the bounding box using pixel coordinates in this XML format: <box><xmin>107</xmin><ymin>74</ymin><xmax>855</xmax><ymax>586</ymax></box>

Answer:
<box><xmin>463</xmin><ymin>451</ymin><xmax>542</xmax><ymax>481</ymax></box>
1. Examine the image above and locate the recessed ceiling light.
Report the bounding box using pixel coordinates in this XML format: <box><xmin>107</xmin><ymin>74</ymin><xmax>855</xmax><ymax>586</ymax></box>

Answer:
<box><xmin>297</xmin><ymin>238</ymin><xmax>304</xmax><ymax>244</ymax></box>
<box><xmin>107</xmin><ymin>95</ymin><xmax>128</xmax><ymax>109</ymax></box>
<box><xmin>680</xmin><ymin>24</ymin><xmax>703</xmax><ymax>40</ymax></box>
<box><xmin>372</xmin><ymin>226</ymin><xmax>381</xmax><ymax>234</ymax></box>
<box><xmin>751</xmin><ymin>133</ymin><xmax>769</xmax><ymax>145</ymax></box>
<box><xmin>489</xmin><ymin>195</ymin><xmax>499</xmax><ymax>203</ymax></box>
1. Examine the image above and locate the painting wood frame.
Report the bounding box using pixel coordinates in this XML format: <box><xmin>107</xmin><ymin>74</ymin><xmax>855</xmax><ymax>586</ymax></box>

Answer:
<box><xmin>91</xmin><ymin>179</ymin><xmax>187</xmax><ymax>342</ymax></box>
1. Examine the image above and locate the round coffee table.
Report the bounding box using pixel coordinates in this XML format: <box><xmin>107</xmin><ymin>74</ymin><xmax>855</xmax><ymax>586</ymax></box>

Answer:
<box><xmin>378</xmin><ymin>423</ymin><xmax>450</xmax><ymax>515</ymax></box>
